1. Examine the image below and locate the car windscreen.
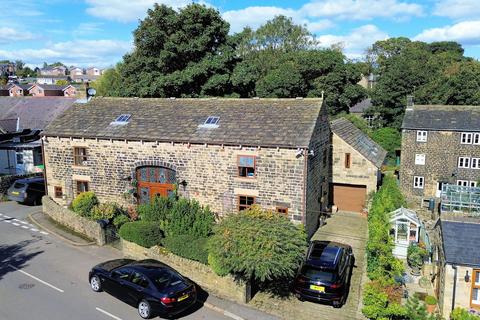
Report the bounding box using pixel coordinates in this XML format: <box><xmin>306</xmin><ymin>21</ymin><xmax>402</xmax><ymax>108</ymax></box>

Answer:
<box><xmin>151</xmin><ymin>269</ymin><xmax>184</xmax><ymax>290</ymax></box>
<box><xmin>13</xmin><ymin>182</ymin><xmax>25</xmax><ymax>189</ymax></box>
<box><xmin>301</xmin><ymin>265</ymin><xmax>337</xmax><ymax>283</ymax></box>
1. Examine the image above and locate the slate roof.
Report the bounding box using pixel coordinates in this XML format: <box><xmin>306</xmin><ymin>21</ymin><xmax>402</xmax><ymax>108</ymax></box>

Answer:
<box><xmin>0</xmin><ymin>118</ymin><xmax>18</xmax><ymax>133</ymax></box>
<box><xmin>331</xmin><ymin>117</ymin><xmax>387</xmax><ymax>168</ymax></box>
<box><xmin>441</xmin><ymin>220</ymin><xmax>480</xmax><ymax>267</ymax></box>
<box><xmin>0</xmin><ymin>97</ymin><xmax>76</xmax><ymax>131</ymax></box>
<box><xmin>402</xmin><ymin>104</ymin><xmax>480</xmax><ymax>132</ymax></box>
<box><xmin>43</xmin><ymin>97</ymin><xmax>325</xmax><ymax>148</ymax></box>
<box><xmin>350</xmin><ymin>98</ymin><xmax>372</xmax><ymax>113</ymax></box>
<box><xmin>36</xmin><ymin>84</ymin><xmax>71</xmax><ymax>91</ymax></box>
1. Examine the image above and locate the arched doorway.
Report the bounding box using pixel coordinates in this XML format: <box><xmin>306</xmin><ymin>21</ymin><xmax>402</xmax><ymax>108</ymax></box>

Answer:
<box><xmin>136</xmin><ymin>166</ymin><xmax>176</xmax><ymax>204</ymax></box>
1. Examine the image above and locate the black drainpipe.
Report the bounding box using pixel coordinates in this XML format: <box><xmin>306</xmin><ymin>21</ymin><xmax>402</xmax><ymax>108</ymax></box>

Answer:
<box><xmin>451</xmin><ymin>264</ymin><xmax>457</xmax><ymax>311</ymax></box>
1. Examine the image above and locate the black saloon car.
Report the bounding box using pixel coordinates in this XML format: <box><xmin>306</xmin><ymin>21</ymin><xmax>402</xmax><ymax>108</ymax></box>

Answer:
<box><xmin>7</xmin><ymin>177</ymin><xmax>45</xmax><ymax>205</ymax></box>
<box><xmin>293</xmin><ymin>240</ymin><xmax>354</xmax><ymax>308</ymax></box>
<box><xmin>89</xmin><ymin>259</ymin><xmax>197</xmax><ymax>319</ymax></box>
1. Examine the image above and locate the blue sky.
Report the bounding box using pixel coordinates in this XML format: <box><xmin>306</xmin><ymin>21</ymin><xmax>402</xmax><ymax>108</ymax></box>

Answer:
<box><xmin>1</xmin><ymin>0</ymin><xmax>479</xmax><ymax>68</ymax></box>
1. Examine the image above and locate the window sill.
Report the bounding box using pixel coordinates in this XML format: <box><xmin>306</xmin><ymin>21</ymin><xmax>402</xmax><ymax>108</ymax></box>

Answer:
<box><xmin>234</xmin><ymin>177</ymin><xmax>257</xmax><ymax>183</ymax></box>
<box><xmin>72</xmin><ymin>165</ymin><xmax>88</xmax><ymax>169</ymax></box>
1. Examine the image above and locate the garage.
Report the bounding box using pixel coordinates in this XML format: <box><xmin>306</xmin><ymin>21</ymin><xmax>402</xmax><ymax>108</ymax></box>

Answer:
<box><xmin>332</xmin><ymin>183</ymin><xmax>367</xmax><ymax>213</ymax></box>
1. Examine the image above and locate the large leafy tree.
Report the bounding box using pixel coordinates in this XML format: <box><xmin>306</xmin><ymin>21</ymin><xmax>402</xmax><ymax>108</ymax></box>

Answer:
<box><xmin>120</xmin><ymin>3</ymin><xmax>237</xmax><ymax>97</ymax></box>
<box><xmin>207</xmin><ymin>205</ymin><xmax>307</xmax><ymax>282</ymax></box>
<box><xmin>90</xmin><ymin>64</ymin><xmax>123</xmax><ymax>97</ymax></box>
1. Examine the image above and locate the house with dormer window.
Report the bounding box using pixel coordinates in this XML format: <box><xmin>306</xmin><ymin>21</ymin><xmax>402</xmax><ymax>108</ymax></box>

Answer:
<box><xmin>42</xmin><ymin>97</ymin><xmax>331</xmax><ymax>237</ymax></box>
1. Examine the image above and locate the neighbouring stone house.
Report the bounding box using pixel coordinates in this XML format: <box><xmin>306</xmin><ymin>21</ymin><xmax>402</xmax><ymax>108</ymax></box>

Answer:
<box><xmin>44</xmin><ymin>98</ymin><xmax>330</xmax><ymax>235</ymax></box>
<box><xmin>330</xmin><ymin>118</ymin><xmax>386</xmax><ymax>212</ymax></box>
<box><xmin>29</xmin><ymin>84</ymin><xmax>77</xmax><ymax>97</ymax></box>
<box><xmin>400</xmin><ymin>104</ymin><xmax>480</xmax><ymax>202</ymax></box>
<box><xmin>42</xmin><ymin>97</ymin><xmax>331</xmax><ymax>237</ymax></box>
<box><xmin>0</xmin><ymin>97</ymin><xmax>76</xmax><ymax>175</ymax></box>
<box><xmin>434</xmin><ymin>216</ymin><xmax>480</xmax><ymax>318</ymax></box>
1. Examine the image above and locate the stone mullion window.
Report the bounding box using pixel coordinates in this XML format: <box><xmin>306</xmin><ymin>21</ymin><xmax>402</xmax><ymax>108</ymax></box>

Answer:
<box><xmin>461</xmin><ymin>132</ymin><xmax>473</xmax><ymax>144</ymax></box>
<box><xmin>416</xmin><ymin>130</ymin><xmax>427</xmax><ymax>142</ymax></box>
<box><xmin>413</xmin><ymin>176</ymin><xmax>424</xmax><ymax>189</ymax></box>
<box><xmin>458</xmin><ymin>157</ymin><xmax>470</xmax><ymax>169</ymax></box>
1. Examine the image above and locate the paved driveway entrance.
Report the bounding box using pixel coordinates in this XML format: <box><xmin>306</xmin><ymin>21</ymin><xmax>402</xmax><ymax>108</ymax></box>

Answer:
<box><xmin>250</xmin><ymin>211</ymin><xmax>368</xmax><ymax>320</ymax></box>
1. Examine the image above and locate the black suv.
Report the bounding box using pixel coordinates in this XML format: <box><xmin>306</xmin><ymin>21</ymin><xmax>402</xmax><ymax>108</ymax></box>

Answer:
<box><xmin>293</xmin><ymin>240</ymin><xmax>354</xmax><ymax>308</ymax></box>
<box><xmin>7</xmin><ymin>177</ymin><xmax>45</xmax><ymax>205</ymax></box>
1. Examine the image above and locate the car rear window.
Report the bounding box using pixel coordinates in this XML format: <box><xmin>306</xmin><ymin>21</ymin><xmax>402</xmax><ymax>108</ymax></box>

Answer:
<box><xmin>152</xmin><ymin>269</ymin><xmax>184</xmax><ymax>290</ymax></box>
<box><xmin>301</xmin><ymin>266</ymin><xmax>337</xmax><ymax>283</ymax></box>
<box><xmin>13</xmin><ymin>182</ymin><xmax>25</xmax><ymax>189</ymax></box>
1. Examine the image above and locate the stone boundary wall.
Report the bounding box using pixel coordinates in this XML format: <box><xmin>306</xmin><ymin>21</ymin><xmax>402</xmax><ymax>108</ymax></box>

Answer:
<box><xmin>121</xmin><ymin>239</ymin><xmax>247</xmax><ymax>304</ymax></box>
<box><xmin>42</xmin><ymin>196</ymin><xmax>105</xmax><ymax>245</ymax></box>
<box><xmin>0</xmin><ymin>173</ymin><xmax>42</xmax><ymax>195</ymax></box>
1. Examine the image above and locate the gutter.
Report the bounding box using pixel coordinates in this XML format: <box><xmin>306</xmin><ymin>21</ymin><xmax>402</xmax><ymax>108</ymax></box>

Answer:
<box><xmin>41</xmin><ymin>137</ymin><xmax>48</xmax><ymax>196</ymax></box>
<box><xmin>302</xmin><ymin>148</ymin><xmax>308</xmax><ymax>226</ymax></box>
<box><xmin>451</xmin><ymin>265</ymin><xmax>457</xmax><ymax>311</ymax></box>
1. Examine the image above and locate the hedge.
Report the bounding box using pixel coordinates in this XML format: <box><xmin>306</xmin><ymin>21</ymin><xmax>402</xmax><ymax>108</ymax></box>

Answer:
<box><xmin>119</xmin><ymin>221</ymin><xmax>164</xmax><ymax>248</ymax></box>
<box><xmin>71</xmin><ymin>192</ymin><xmax>99</xmax><ymax>218</ymax></box>
<box><xmin>162</xmin><ymin>235</ymin><xmax>209</xmax><ymax>264</ymax></box>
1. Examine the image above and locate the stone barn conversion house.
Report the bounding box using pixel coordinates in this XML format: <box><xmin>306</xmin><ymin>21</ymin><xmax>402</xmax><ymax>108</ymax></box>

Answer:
<box><xmin>42</xmin><ymin>97</ymin><xmax>331</xmax><ymax>237</ymax></box>
<box><xmin>400</xmin><ymin>104</ymin><xmax>480</xmax><ymax>203</ymax></box>
<box><xmin>330</xmin><ymin>118</ymin><xmax>386</xmax><ymax>213</ymax></box>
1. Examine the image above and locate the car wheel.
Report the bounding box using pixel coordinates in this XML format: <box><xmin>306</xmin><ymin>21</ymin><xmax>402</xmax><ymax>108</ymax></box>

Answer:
<box><xmin>333</xmin><ymin>300</ymin><xmax>342</xmax><ymax>308</ymax></box>
<box><xmin>90</xmin><ymin>275</ymin><xmax>102</xmax><ymax>292</ymax></box>
<box><xmin>138</xmin><ymin>300</ymin><xmax>152</xmax><ymax>319</ymax></box>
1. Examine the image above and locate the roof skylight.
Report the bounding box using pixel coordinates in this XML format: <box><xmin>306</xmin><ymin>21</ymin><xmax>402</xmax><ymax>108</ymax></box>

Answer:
<box><xmin>110</xmin><ymin>114</ymin><xmax>131</xmax><ymax>125</ymax></box>
<box><xmin>204</xmin><ymin>116</ymin><xmax>219</xmax><ymax>125</ymax></box>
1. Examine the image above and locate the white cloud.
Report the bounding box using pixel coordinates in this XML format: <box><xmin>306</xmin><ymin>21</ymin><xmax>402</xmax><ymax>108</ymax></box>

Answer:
<box><xmin>0</xmin><ymin>39</ymin><xmax>133</xmax><ymax>68</ymax></box>
<box><xmin>318</xmin><ymin>24</ymin><xmax>389</xmax><ymax>58</ymax></box>
<box><xmin>414</xmin><ymin>20</ymin><xmax>480</xmax><ymax>45</ymax></box>
<box><xmin>73</xmin><ymin>22</ymin><xmax>104</xmax><ymax>37</ymax></box>
<box><xmin>433</xmin><ymin>0</ymin><xmax>480</xmax><ymax>20</ymax></box>
<box><xmin>0</xmin><ymin>27</ymin><xmax>36</xmax><ymax>44</ymax></box>
<box><xmin>84</xmin><ymin>0</ymin><xmax>191</xmax><ymax>22</ymax></box>
<box><xmin>222</xmin><ymin>6</ymin><xmax>301</xmax><ymax>33</ymax></box>
<box><xmin>302</xmin><ymin>0</ymin><xmax>423</xmax><ymax>20</ymax></box>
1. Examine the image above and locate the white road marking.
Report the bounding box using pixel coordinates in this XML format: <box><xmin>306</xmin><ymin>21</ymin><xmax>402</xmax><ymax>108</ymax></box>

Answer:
<box><xmin>3</xmin><ymin>215</ymin><xmax>11</xmax><ymax>218</ymax></box>
<box><xmin>0</xmin><ymin>213</ymin><xmax>3</xmax><ymax>216</ymax></box>
<box><xmin>30</xmin><ymin>228</ymin><xmax>38</xmax><ymax>232</ymax></box>
<box><xmin>95</xmin><ymin>307</ymin><xmax>123</xmax><ymax>320</ymax></box>
<box><xmin>20</xmin><ymin>221</ymin><xmax>28</xmax><ymax>225</ymax></box>
<box><xmin>40</xmin><ymin>231</ymin><xmax>49</xmax><ymax>235</ymax></box>
<box><xmin>21</xmin><ymin>225</ymin><xmax>29</xmax><ymax>229</ymax></box>
<box><xmin>13</xmin><ymin>219</ymin><xmax>21</xmax><ymax>222</ymax></box>
<box><xmin>4</xmin><ymin>220</ymin><xmax>11</xmax><ymax>223</ymax></box>
<box><xmin>8</xmin><ymin>264</ymin><xmax>64</xmax><ymax>293</ymax></box>
<box><xmin>12</xmin><ymin>222</ymin><xmax>20</xmax><ymax>226</ymax></box>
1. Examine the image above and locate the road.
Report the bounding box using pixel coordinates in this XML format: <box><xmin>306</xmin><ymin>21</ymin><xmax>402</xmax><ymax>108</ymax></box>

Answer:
<box><xmin>0</xmin><ymin>201</ymin><xmax>231</xmax><ymax>320</ymax></box>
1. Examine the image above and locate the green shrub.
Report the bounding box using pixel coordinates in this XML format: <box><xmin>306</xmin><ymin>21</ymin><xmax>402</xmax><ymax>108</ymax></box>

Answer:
<box><xmin>163</xmin><ymin>235</ymin><xmax>209</xmax><ymax>264</ymax></box>
<box><xmin>407</xmin><ymin>244</ymin><xmax>428</xmax><ymax>268</ymax></box>
<box><xmin>90</xmin><ymin>202</ymin><xmax>120</xmax><ymax>221</ymax></box>
<box><xmin>362</xmin><ymin>282</ymin><xmax>407</xmax><ymax>320</ymax></box>
<box><xmin>119</xmin><ymin>221</ymin><xmax>163</xmax><ymax>248</ymax></box>
<box><xmin>208</xmin><ymin>253</ymin><xmax>229</xmax><ymax>277</ymax></box>
<box><xmin>113</xmin><ymin>214</ymin><xmax>130</xmax><ymax>228</ymax></box>
<box><xmin>71</xmin><ymin>192</ymin><xmax>99</xmax><ymax>217</ymax></box>
<box><xmin>138</xmin><ymin>196</ymin><xmax>174</xmax><ymax>222</ymax></box>
<box><xmin>424</xmin><ymin>295</ymin><xmax>437</xmax><ymax>305</ymax></box>
<box><xmin>163</xmin><ymin>198</ymin><xmax>215</xmax><ymax>238</ymax></box>
<box><xmin>207</xmin><ymin>205</ymin><xmax>307</xmax><ymax>281</ymax></box>
<box><xmin>451</xmin><ymin>308</ymin><xmax>480</xmax><ymax>320</ymax></box>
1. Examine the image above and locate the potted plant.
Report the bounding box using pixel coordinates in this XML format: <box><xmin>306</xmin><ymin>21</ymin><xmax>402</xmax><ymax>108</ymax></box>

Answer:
<box><xmin>425</xmin><ymin>295</ymin><xmax>437</xmax><ymax>313</ymax></box>
<box><xmin>407</xmin><ymin>243</ymin><xmax>428</xmax><ymax>276</ymax></box>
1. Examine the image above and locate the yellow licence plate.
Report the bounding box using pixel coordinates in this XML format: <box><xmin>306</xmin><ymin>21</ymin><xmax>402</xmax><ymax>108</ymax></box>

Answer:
<box><xmin>178</xmin><ymin>294</ymin><xmax>189</xmax><ymax>302</ymax></box>
<box><xmin>309</xmin><ymin>285</ymin><xmax>325</xmax><ymax>292</ymax></box>
<box><xmin>11</xmin><ymin>191</ymin><xmax>19</xmax><ymax>195</ymax></box>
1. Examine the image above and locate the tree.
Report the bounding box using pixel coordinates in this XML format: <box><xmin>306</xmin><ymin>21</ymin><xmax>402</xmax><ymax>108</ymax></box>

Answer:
<box><xmin>55</xmin><ymin>79</ymin><xmax>69</xmax><ymax>86</ymax></box>
<box><xmin>207</xmin><ymin>205</ymin><xmax>307</xmax><ymax>282</ymax></box>
<box><xmin>90</xmin><ymin>65</ymin><xmax>123</xmax><ymax>96</ymax></box>
<box><xmin>120</xmin><ymin>3</ymin><xmax>237</xmax><ymax>97</ymax></box>
<box><xmin>370</xmin><ymin>127</ymin><xmax>401</xmax><ymax>164</ymax></box>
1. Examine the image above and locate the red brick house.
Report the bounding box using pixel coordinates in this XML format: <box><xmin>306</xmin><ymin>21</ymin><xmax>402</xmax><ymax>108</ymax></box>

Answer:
<box><xmin>29</xmin><ymin>84</ymin><xmax>77</xmax><ymax>97</ymax></box>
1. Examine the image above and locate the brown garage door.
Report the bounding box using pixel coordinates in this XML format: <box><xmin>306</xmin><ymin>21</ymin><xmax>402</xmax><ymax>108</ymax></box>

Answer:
<box><xmin>333</xmin><ymin>184</ymin><xmax>367</xmax><ymax>213</ymax></box>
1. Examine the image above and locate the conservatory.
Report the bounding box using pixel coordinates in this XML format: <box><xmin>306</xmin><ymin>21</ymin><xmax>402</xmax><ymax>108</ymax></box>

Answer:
<box><xmin>440</xmin><ymin>184</ymin><xmax>480</xmax><ymax>215</ymax></box>
<box><xmin>389</xmin><ymin>207</ymin><xmax>421</xmax><ymax>258</ymax></box>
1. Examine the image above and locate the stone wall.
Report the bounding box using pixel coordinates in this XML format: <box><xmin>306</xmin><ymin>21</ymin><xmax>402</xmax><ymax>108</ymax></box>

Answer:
<box><xmin>440</xmin><ymin>263</ymin><xmax>475</xmax><ymax>318</ymax></box>
<box><xmin>331</xmin><ymin>132</ymin><xmax>380</xmax><ymax>194</ymax></box>
<box><xmin>121</xmin><ymin>239</ymin><xmax>247</xmax><ymax>304</ymax></box>
<box><xmin>400</xmin><ymin>129</ymin><xmax>480</xmax><ymax>201</ymax></box>
<box><xmin>44</xmin><ymin>138</ymin><xmax>312</xmax><ymax>228</ymax></box>
<box><xmin>0</xmin><ymin>172</ymin><xmax>42</xmax><ymax>194</ymax></box>
<box><xmin>42</xmin><ymin>196</ymin><xmax>105</xmax><ymax>245</ymax></box>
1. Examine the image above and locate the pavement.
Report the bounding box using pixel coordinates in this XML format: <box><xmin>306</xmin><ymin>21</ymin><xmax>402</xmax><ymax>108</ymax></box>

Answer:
<box><xmin>0</xmin><ymin>201</ymin><xmax>277</xmax><ymax>320</ymax></box>
<box><xmin>248</xmin><ymin>211</ymin><xmax>368</xmax><ymax>320</ymax></box>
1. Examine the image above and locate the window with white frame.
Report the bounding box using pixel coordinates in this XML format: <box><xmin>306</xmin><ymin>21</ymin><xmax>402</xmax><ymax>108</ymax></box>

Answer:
<box><xmin>413</xmin><ymin>176</ymin><xmax>424</xmax><ymax>189</ymax></box>
<box><xmin>471</xmin><ymin>181</ymin><xmax>478</xmax><ymax>188</ymax></box>
<box><xmin>474</xmin><ymin>133</ymin><xmax>480</xmax><ymax>145</ymax></box>
<box><xmin>457</xmin><ymin>180</ymin><xmax>469</xmax><ymax>187</ymax></box>
<box><xmin>471</xmin><ymin>158</ymin><xmax>480</xmax><ymax>169</ymax></box>
<box><xmin>415</xmin><ymin>154</ymin><xmax>426</xmax><ymax>165</ymax></box>
<box><xmin>458</xmin><ymin>157</ymin><xmax>470</xmax><ymax>168</ymax></box>
<box><xmin>416</xmin><ymin>131</ymin><xmax>427</xmax><ymax>142</ymax></box>
<box><xmin>461</xmin><ymin>132</ymin><xmax>473</xmax><ymax>144</ymax></box>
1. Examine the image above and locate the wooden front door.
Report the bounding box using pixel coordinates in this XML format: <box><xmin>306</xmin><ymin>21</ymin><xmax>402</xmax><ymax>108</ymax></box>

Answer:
<box><xmin>136</xmin><ymin>166</ymin><xmax>176</xmax><ymax>204</ymax></box>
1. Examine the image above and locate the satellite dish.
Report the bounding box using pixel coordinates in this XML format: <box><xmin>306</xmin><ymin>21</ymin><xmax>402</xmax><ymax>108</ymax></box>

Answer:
<box><xmin>87</xmin><ymin>88</ymin><xmax>97</xmax><ymax>97</ymax></box>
